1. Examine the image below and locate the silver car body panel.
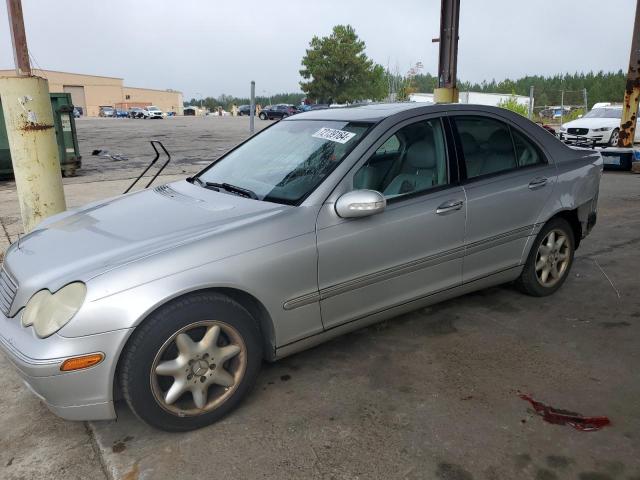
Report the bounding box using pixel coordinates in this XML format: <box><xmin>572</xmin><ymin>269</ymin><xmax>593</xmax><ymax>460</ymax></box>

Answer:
<box><xmin>0</xmin><ymin>103</ymin><xmax>602</xmax><ymax>420</ymax></box>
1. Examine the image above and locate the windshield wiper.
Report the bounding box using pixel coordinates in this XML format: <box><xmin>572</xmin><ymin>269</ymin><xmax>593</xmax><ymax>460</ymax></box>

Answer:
<box><xmin>204</xmin><ymin>182</ymin><xmax>258</xmax><ymax>200</ymax></box>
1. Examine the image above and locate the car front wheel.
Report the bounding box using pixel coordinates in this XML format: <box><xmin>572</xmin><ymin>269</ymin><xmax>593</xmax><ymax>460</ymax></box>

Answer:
<box><xmin>515</xmin><ymin>217</ymin><xmax>575</xmax><ymax>297</ymax></box>
<box><xmin>119</xmin><ymin>292</ymin><xmax>262</xmax><ymax>431</ymax></box>
<box><xmin>259</xmin><ymin>113</ymin><xmax>267</xmax><ymax>120</ymax></box>
<box><xmin>609</xmin><ymin>128</ymin><xmax>620</xmax><ymax>146</ymax></box>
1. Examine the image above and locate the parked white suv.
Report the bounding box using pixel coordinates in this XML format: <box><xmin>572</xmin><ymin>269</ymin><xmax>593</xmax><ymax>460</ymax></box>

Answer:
<box><xmin>143</xmin><ymin>106</ymin><xmax>164</xmax><ymax>119</ymax></box>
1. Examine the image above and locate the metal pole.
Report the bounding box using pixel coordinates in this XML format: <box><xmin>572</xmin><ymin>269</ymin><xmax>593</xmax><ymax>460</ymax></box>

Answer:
<box><xmin>1</xmin><ymin>0</ymin><xmax>66</xmax><ymax>232</ymax></box>
<box><xmin>619</xmin><ymin>0</ymin><xmax>640</xmax><ymax>147</ymax></box>
<box><xmin>249</xmin><ymin>81</ymin><xmax>255</xmax><ymax>134</ymax></box>
<box><xmin>6</xmin><ymin>0</ymin><xmax>30</xmax><ymax>76</ymax></box>
<box><xmin>560</xmin><ymin>90</ymin><xmax>564</xmax><ymax>125</ymax></box>
<box><xmin>583</xmin><ymin>88</ymin><xmax>588</xmax><ymax>115</ymax></box>
<box><xmin>528</xmin><ymin>85</ymin><xmax>534</xmax><ymax>120</ymax></box>
<box><xmin>433</xmin><ymin>0</ymin><xmax>460</xmax><ymax>103</ymax></box>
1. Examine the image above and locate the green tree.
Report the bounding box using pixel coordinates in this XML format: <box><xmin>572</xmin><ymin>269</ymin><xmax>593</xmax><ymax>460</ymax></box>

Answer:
<box><xmin>299</xmin><ymin>25</ymin><xmax>386</xmax><ymax>104</ymax></box>
<box><xmin>497</xmin><ymin>95</ymin><xmax>529</xmax><ymax>117</ymax></box>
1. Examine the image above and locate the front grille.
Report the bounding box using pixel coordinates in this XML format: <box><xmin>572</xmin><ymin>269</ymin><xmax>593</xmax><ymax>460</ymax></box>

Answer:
<box><xmin>568</xmin><ymin>128</ymin><xmax>589</xmax><ymax>135</ymax></box>
<box><xmin>0</xmin><ymin>266</ymin><xmax>18</xmax><ymax>317</ymax></box>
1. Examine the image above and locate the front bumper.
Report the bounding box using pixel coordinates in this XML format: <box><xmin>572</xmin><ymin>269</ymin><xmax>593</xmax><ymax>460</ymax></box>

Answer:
<box><xmin>560</xmin><ymin>130</ymin><xmax>612</xmax><ymax>144</ymax></box>
<box><xmin>0</xmin><ymin>309</ymin><xmax>132</xmax><ymax>420</ymax></box>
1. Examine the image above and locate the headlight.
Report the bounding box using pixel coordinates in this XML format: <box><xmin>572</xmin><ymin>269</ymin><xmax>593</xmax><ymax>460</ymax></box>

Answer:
<box><xmin>593</xmin><ymin>127</ymin><xmax>612</xmax><ymax>132</ymax></box>
<box><xmin>21</xmin><ymin>283</ymin><xmax>87</xmax><ymax>338</ymax></box>
<box><xmin>559</xmin><ymin>126</ymin><xmax>567</xmax><ymax>132</ymax></box>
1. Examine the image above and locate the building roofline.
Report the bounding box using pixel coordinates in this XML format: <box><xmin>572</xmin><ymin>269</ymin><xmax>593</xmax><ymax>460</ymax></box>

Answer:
<box><xmin>0</xmin><ymin>68</ymin><xmax>182</xmax><ymax>94</ymax></box>
<box><xmin>124</xmin><ymin>85</ymin><xmax>183</xmax><ymax>94</ymax></box>
<box><xmin>0</xmin><ymin>68</ymin><xmax>124</xmax><ymax>80</ymax></box>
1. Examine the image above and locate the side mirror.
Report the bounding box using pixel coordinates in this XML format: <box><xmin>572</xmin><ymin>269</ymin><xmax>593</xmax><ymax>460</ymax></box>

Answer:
<box><xmin>335</xmin><ymin>190</ymin><xmax>386</xmax><ymax>218</ymax></box>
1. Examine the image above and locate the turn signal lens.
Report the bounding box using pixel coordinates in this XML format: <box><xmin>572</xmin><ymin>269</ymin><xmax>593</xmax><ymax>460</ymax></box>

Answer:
<box><xmin>60</xmin><ymin>353</ymin><xmax>104</xmax><ymax>372</ymax></box>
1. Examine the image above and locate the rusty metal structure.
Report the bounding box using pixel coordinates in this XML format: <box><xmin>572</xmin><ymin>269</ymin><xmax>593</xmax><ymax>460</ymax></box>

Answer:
<box><xmin>6</xmin><ymin>0</ymin><xmax>30</xmax><ymax>76</ymax></box>
<box><xmin>1</xmin><ymin>0</ymin><xmax>67</xmax><ymax>231</ymax></box>
<box><xmin>619</xmin><ymin>0</ymin><xmax>640</xmax><ymax>147</ymax></box>
<box><xmin>434</xmin><ymin>0</ymin><xmax>460</xmax><ymax>103</ymax></box>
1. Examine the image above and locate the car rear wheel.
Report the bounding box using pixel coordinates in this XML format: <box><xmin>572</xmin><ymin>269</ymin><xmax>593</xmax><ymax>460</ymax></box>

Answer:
<box><xmin>259</xmin><ymin>112</ymin><xmax>267</xmax><ymax>120</ymax></box>
<box><xmin>515</xmin><ymin>218</ymin><xmax>575</xmax><ymax>297</ymax></box>
<box><xmin>609</xmin><ymin>128</ymin><xmax>620</xmax><ymax>146</ymax></box>
<box><xmin>119</xmin><ymin>292</ymin><xmax>262</xmax><ymax>431</ymax></box>
<box><xmin>282</xmin><ymin>113</ymin><xmax>289</xmax><ymax>118</ymax></box>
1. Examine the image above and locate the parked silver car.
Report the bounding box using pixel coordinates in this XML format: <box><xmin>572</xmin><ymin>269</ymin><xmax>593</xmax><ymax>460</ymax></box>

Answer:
<box><xmin>0</xmin><ymin>103</ymin><xmax>602</xmax><ymax>431</ymax></box>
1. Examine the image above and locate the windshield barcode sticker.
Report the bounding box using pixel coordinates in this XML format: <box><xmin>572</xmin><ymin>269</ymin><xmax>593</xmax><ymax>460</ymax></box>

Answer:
<box><xmin>312</xmin><ymin>127</ymin><xmax>356</xmax><ymax>144</ymax></box>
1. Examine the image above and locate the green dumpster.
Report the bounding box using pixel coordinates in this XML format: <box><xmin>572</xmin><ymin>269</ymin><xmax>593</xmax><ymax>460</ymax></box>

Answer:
<box><xmin>0</xmin><ymin>92</ymin><xmax>82</xmax><ymax>179</ymax></box>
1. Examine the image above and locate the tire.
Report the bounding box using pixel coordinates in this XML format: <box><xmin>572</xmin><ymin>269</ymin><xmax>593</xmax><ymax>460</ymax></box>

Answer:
<box><xmin>515</xmin><ymin>217</ymin><xmax>575</xmax><ymax>297</ymax></box>
<box><xmin>62</xmin><ymin>167</ymin><xmax>76</xmax><ymax>178</ymax></box>
<box><xmin>282</xmin><ymin>113</ymin><xmax>289</xmax><ymax>118</ymax></box>
<box><xmin>119</xmin><ymin>292</ymin><xmax>262</xmax><ymax>431</ymax></box>
<box><xmin>609</xmin><ymin>128</ymin><xmax>620</xmax><ymax>147</ymax></box>
<box><xmin>259</xmin><ymin>113</ymin><xmax>267</xmax><ymax>120</ymax></box>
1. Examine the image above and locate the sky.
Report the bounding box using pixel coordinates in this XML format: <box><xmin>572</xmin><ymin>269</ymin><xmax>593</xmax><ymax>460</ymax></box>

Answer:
<box><xmin>0</xmin><ymin>0</ymin><xmax>636</xmax><ymax>100</ymax></box>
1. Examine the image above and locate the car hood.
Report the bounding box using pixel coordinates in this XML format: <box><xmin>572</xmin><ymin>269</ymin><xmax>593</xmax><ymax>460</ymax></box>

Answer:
<box><xmin>562</xmin><ymin>117</ymin><xmax>620</xmax><ymax>129</ymax></box>
<box><xmin>4</xmin><ymin>181</ymin><xmax>291</xmax><ymax>295</ymax></box>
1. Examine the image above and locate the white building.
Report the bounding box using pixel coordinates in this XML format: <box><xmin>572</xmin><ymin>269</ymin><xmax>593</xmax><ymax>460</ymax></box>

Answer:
<box><xmin>409</xmin><ymin>91</ymin><xmax>530</xmax><ymax>108</ymax></box>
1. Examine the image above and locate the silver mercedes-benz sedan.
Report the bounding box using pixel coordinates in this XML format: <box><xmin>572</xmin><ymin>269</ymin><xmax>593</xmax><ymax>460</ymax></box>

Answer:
<box><xmin>0</xmin><ymin>103</ymin><xmax>602</xmax><ymax>431</ymax></box>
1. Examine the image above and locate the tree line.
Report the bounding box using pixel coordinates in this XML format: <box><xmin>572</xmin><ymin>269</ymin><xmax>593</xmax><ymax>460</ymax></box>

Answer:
<box><xmin>184</xmin><ymin>92</ymin><xmax>305</xmax><ymax>111</ymax></box>
<box><xmin>185</xmin><ymin>24</ymin><xmax>627</xmax><ymax>111</ymax></box>
<box><xmin>409</xmin><ymin>71</ymin><xmax>627</xmax><ymax>108</ymax></box>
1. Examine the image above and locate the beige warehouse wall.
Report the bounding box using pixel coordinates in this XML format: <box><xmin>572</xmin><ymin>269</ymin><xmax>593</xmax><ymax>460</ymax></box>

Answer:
<box><xmin>123</xmin><ymin>87</ymin><xmax>183</xmax><ymax>115</ymax></box>
<box><xmin>0</xmin><ymin>69</ymin><xmax>181</xmax><ymax>117</ymax></box>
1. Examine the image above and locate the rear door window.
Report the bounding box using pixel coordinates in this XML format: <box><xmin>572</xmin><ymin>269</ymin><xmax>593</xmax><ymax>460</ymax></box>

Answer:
<box><xmin>454</xmin><ymin>117</ymin><xmax>517</xmax><ymax>178</ymax></box>
<box><xmin>454</xmin><ymin>116</ymin><xmax>544</xmax><ymax>179</ymax></box>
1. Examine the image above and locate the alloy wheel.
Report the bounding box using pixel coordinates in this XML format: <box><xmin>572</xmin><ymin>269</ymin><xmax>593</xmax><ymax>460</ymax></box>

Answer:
<box><xmin>150</xmin><ymin>321</ymin><xmax>247</xmax><ymax>416</ymax></box>
<box><xmin>534</xmin><ymin>229</ymin><xmax>571</xmax><ymax>288</ymax></box>
<box><xmin>609</xmin><ymin>129</ymin><xmax>620</xmax><ymax>146</ymax></box>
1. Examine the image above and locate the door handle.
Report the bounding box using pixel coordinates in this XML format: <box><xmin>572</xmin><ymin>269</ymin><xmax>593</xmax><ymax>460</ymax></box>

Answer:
<box><xmin>436</xmin><ymin>200</ymin><xmax>464</xmax><ymax>215</ymax></box>
<box><xmin>528</xmin><ymin>177</ymin><xmax>548</xmax><ymax>189</ymax></box>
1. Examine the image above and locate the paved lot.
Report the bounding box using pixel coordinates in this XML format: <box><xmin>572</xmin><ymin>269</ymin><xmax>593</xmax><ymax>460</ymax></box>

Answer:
<box><xmin>1</xmin><ymin>117</ymin><xmax>639</xmax><ymax>480</ymax></box>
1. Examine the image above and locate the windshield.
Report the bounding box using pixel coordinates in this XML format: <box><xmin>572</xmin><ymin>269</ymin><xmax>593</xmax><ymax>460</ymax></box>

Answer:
<box><xmin>148</xmin><ymin>106</ymin><xmax>160</xmax><ymax>111</ymax></box>
<box><xmin>198</xmin><ymin>120</ymin><xmax>371</xmax><ymax>205</ymax></box>
<box><xmin>583</xmin><ymin>108</ymin><xmax>622</xmax><ymax>119</ymax></box>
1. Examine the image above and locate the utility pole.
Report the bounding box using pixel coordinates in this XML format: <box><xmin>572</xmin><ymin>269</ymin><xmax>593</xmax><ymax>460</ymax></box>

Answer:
<box><xmin>618</xmin><ymin>0</ymin><xmax>640</xmax><ymax>147</ymax></box>
<box><xmin>0</xmin><ymin>0</ymin><xmax>66</xmax><ymax>232</ymax></box>
<box><xmin>528</xmin><ymin>86</ymin><xmax>534</xmax><ymax>120</ymax></box>
<box><xmin>433</xmin><ymin>0</ymin><xmax>460</xmax><ymax>103</ymax></box>
<box><xmin>249</xmin><ymin>81</ymin><xmax>255</xmax><ymax>134</ymax></box>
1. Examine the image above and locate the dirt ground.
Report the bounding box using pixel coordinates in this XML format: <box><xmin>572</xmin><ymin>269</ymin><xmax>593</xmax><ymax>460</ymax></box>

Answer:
<box><xmin>1</xmin><ymin>117</ymin><xmax>639</xmax><ymax>480</ymax></box>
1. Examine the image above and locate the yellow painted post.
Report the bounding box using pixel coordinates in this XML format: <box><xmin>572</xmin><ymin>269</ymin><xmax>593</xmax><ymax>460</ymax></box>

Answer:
<box><xmin>434</xmin><ymin>87</ymin><xmax>459</xmax><ymax>104</ymax></box>
<box><xmin>0</xmin><ymin>76</ymin><xmax>66</xmax><ymax>232</ymax></box>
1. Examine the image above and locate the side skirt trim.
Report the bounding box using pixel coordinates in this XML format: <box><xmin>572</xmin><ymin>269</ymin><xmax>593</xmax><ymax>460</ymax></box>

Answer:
<box><xmin>275</xmin><ymin>265</ymin><xmax>522</xmax><ymax>360</ymax></box>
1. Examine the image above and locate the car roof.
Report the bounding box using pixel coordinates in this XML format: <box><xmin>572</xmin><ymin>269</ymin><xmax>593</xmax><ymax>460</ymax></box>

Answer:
<box><xmin>288</xmin><ymin>102</ymin><xmax>515</xmax><ymax>123</ymax></box>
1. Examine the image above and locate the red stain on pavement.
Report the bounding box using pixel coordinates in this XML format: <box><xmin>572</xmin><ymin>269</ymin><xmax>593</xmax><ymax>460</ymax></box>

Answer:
<box><xmin>519</xmin><ymin>394</ymin><xmax>611</xmax><ymax>431</ymax></box>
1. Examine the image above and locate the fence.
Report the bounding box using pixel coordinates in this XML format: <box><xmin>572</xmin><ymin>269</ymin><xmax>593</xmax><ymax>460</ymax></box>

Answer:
<box><xmin>529</xmin><ymin>88</ymin><xmax>588</xmax><ymax>124</ymax></box>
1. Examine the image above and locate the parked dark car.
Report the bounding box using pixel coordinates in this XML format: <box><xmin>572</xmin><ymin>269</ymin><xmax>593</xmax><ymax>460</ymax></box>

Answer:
<box><xmin>115</xmin><ymin>109</ymin><xmax>129</xmax><ymax>118</ymax></box>
<box><xmin>259</xmin><ymin>104</ymin><xmax>297</xmax><ymax>120</ymax></box>
<box><xmin>128</xmin><ymin>107</ymin><xmax>145</xmax><ymax>119</ymax></box>
<box><xmin>238</xmin><ymin>105</ymin><xmax>253</xmax><ymax>116</ymax></box>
